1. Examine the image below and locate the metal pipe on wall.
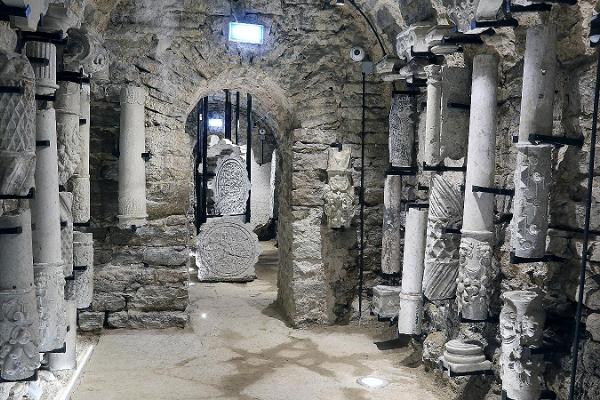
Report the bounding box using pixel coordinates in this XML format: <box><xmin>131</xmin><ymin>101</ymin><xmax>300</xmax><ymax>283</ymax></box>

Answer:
<box><xmin>245</xmin><ymin>94</ymin><xmax>252</xmax><ymax>223</ymax></box>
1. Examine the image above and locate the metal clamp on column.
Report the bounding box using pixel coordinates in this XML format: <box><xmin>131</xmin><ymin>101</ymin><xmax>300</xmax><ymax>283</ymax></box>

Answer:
<box><xmin>19</xmin><ymin>30</ymin><xmax>67</xmax><ymax>45</ymax></box>
<box><xmin>35</xmin><ymin>94</ymin><xmax>56</xmax><ymax>102</ymax></box>
<box><xmin>36</xmin><ymin>140</ymin><xmax>50</xmax><ymax>147</ymax></box>
<box><xmin>0</xmin><ymin>85</ymin><xmax>24</xmax><ymax>94</ymax></box>
<box><xmin>528</xmin><ymin>133</ymin><xmax>584</xmax><ymax>147</ymax></box>
<box><xmin>0</xmin><ymin>188</ymin><xmax>35</xmax><ymax>200</ymax></box>
<box><xmin>386</xmin><ymin>165</ymin><xmax>417</xmax><ymax>176</ymax></box>
<box><xmin>74</xmin><ymin>221</ymin><xmax>91</xmax><ymax>228</ymax></box>
<box><xmin>407</xmin><ymin>203</ymin><xmax>429</xmax><ymax>209</ymax></box>
<box><xmin>73</xmin><ymin>265</ymin><xmax>88</xmax><ymax>272</ymax></box>
<box><xmin>141</xmin><ymin>152</ymin><xmax>153</xmax><ymax>162</ymax></box>
<box><xmin>27</xmin><ymin>56</ymin><xmax>50</xmax><ymax>66</ymax></box>
<box><xmin>438</xmin><ymin>361</ymin><xmax>494</xmax><ymax>378</ymax></box>
<box><xmin>57</xmin><ymin>70</ymin><xmax>91</xmax><ymax>85</ymax></box>
<box><xmin>0</xmin><ymin>226</ymin><xmax>23</xmax><ymax>235</ymax></box>
<box><xmin>423</xmin><ymin>162</ymin><xmax>467</xmax><ymax>172</ymax></box>
<box><xmin>44</xmin><ymin>343</ymin><xmax>67</xmax><ymax>354</ymax></box>
<box><xmin>329</xmin><ymin>142</ymin><xmax>343</xmax><ymax>151</ymax></box>
<box><xmin>471</xmin><ymin>18</ymin><xmax>519</xmax><ymax>29</ymax></box>
<box><xmin>79</xmin><ymin>118</ymin><xmax>87</xmax><ymax>126</ymax></box>
<box><xmin>472</xmin><ymin>185</ymin><xmax>515</xmax><ymax>196</ymax></box>
<box><xmin>510</xmin><ymin>252</ymin><xmax>566</xmax><ymax>264</ymax></box>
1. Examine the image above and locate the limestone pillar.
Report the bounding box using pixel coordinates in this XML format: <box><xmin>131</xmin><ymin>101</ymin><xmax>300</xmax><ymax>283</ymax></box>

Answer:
<box><xmin>118</xmin><ymin>86</ymin><xmax>147</xmax><ymax>228</ymax></box>
<box><xmin>423</xmin><ymin>175</ymin><xmax>464</xmax><ymax>300</ymax></box>
<box><xmin>389</xmin><ymin>93</ymin><xmax>415</xmax><ymax>168</ymax></box>
<box><xmin>424</xmin><ymin>65</ymin><xmax>442</xmax><ymax>166</ymax></box>
<box><xmin>500</xmin><ymin>291</ymin><xmax>545</xmax><ymax>400</ymax></box>
<box><xmin>0</xmin><ymin>210</ymin><xmax>40</xmax><ymax>381</ymax></box>
<box><xmin>70</xmin><ymin>84</ymin><xmax>91</xmax><ymax>224</ymax></box>
<box><xmin>512</xmin><ymin>25</ymin><xmax>557</xmax><ymax>259</ymax></box>
<box><xmin>398</xmin><ymin>208</ymin><xmax>428</xmax><ymax>335</ymax></box>
<box><xmin>24</xmin><ymin>41</ymin><xmax>58</xmax><ymax>96</ymax></box>
<box><xmin>48</xmin><ymin>299</ymin><xmax>77</xmax><ymax>371</ymax></box>
<box><xmin>60</xmin><ymin>192</ymin><xmax>73</xmax><ymax>277</ymax></box>
<box><xmin>457</xmin><ymin>54</ymin><xmax>498</xmax><ymax>321</ymax></box>
<box><xmin>381</xmin><ymin>175</ymin><xmax>402</xmax><ymax>275</ymax></box>
<box><xmin>0</xmin><ymin>50</ymin><xmax>36</xmax><ymax>197</ymax></box>
<box><xmin>72</xmin><ymin>232</ymin><xmax>94</xmax><ymax>309</ymax></box>
<box><xmin>56</xmin><ymin>81</ymin><xmax>81</xmax><ymax>186</ymax></box>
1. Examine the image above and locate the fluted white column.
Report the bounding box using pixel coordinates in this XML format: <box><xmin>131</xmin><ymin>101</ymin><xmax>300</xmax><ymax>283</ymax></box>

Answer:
<box><xmin>512</xmin><ymin>25</ymin><xmax>557</xmax><ymax>259</ymax></box>
<box><xmin>424</xmin><ymin>65</ymin><xmax>442</xmax><ymax>166</ymax></box>
<box><xmin>118</xmin><ymin>86</ymin><xmax>147</xmax><ymax>228</ymax></box>
<box><xmin>24</xmin><ymin>41</ymin><xmax>58</xmax><ymax>96</ymax></box>
<box><xmin>398</xmin><ymin>207</ymin><xmax>428</xmax><ymax>335</ymax></box>
<box><xmin>70</xmin><ymin>83</ymin><xmax>91</xmax><ymax>224</ymax></box>
<box><xmin>457</xmin><ymin>54</ymin><xmax>498</xmax><ymax>321</ymax></box>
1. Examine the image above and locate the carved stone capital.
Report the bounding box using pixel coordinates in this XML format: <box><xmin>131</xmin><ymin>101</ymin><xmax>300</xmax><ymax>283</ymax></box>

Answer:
<box><xmin>120</xmin><ymin>86</ymin><xmax>146</xmax><ymax>106</ymax></box>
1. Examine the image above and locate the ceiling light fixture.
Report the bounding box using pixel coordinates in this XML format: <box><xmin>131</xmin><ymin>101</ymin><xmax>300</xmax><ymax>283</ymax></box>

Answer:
<box><xmin>228</xmin><ymin>22</ymin><xmax>265</xmax><ymax>45</ymax></box>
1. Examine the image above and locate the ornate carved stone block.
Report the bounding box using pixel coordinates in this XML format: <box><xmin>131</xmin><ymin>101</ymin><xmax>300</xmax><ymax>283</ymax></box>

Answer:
<box><xmin>214</xmin><ymin>155</ymin><xmax>251</xmax><ymax>216</ymax></box>
<box><xmin>24</xmin><ymin>41</ymin><xmax>58</xmax><ymax>95</ymax></box>
<box><xmin>512</xmin><ymin>144</ymin><xmax>552</xmax><ymax>259</ymax></box>
<box><xmin>34</xmin><ymin>261</ymin><xmax>67</xmax><ymax>353</ymax></box>
<box><xmin>371</xmin><ymin>285</ymin><xmax>402</xmax><ymax>319</ymax></box>
<box><xmin>456</xmin><ymin>233</ymin><xmax>492</xmax><ymax>321</ymax></box>
<box><xmin>69</xmin><ymin>84</ymin><xmax>91</xmax><ymax>224</ymax></box>
<box><xmin>56</xmin><ymin>81</ymin><xmax>81</xmax><ymax>186</ymax></box>
<box><xmin>381</xmin><ymin>175</ymin><xmax>403</xmax><ymax>275</ymax></box>
<box><xmin>195</xmin><ymin>218</ymin><xmax>260</xmax><ymax>282</ymax></box>
<box><xmin>500</xmin><ymin>291</ymin><xmax>545</xmax><ymax>400</ymax></box>
<box><xmin>60</xmin><ymin>192</ymin><xmax>74</xmax><ymax>277</ymax></box>
<box><xmin>389</xmin><ymin>93</ymin><xmax>415</xmax><ymax>169</ymax></box>
<box><xmin>323</xmin><ymin>148</ymin><xmax>355</xmax><ymax>229</ymax></box>
<box><xmin>118</xmin><ymin>86</ymin><xmax>147</xmax><ymax>228</ymax></box>
<box><xmin>441</xmin><ymin>339</ymin><xmax>492</xmax><ymax>375</ymax></box>
<box><xmin>72</xmin><ymin>232</ymin><xmax>93</xmax><ymax>309</ymax></box>
<box><xmin>396</xmin><ymin>23</ymin><xmax>432</xmax><ymax>62</ymax></box>
<box><xmin>423</xmin><ymin>175</ymin><xmax>464</xmax><ymax>301</ymax></box>
<box><xmin>0</xmin><ymin>50</ymin><xmax>36</xmax><ymax>197</ymax></box>
<box><xmin>0</xmin><ymin>210</ymin><xmax>40</xmax><ymax>381</ymax></box>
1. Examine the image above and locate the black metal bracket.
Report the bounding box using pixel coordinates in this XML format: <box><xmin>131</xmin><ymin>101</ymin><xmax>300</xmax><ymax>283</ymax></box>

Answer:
<box><xmin>392</xmin><ymin>90</ymin><xmax>421</xmax><ymax>96</ymax></box>
<box><xmin>329</xmin><ymin>142</ymin><xmax>343</xmax><ymax>151</ymax></box>
<box><xmin>407</xmin><ymin>203</ymin><xmax>429</xmax><ymax>209</ymax></box>
<box><xmin>507</xmin><ymin>1</ymin><xmax>553</xmax><ymax>13</ymax></box>
<box><xmin>417</xmin><ymin>184</ymin><xmax>429</xmax><ymax>191</ymax></box>
<box><xmin>423</xmin><ymin>162</ymin><xmax>466</xmax><ymax>172</ymax></box>
<box><xmin>471</xmin><ymin>18</ymin><xmax>519</xmax><ymax>29</ymax></box>
<box><xmin>501</xmin><ymin>389</ymin><xmax>557</xmax><ymax>400</ymax></box>
<box><xmin>74</xmin><ymin>265</ymin><xmax>88</xmax><ymax>272</ymax></box>
<box><xmin>27</xmin><ymin>56</ymin><xmax>50</xmax><ymax>66</ymax></box>
<box><xmin>443</xmin><ymin>35</ymin><xmax>484</xmax><ymax>45</ymax></box>
<box><xmin>0</xmin><ymin>227</ymin><xmax>23</xmax><ymax>235</ymax></box>
<box><xmin>387</xmin><ymin>166</ymin><xmax>417</xmax><ymax>176</ymax></box>
<box><xmin>495</xmin><ymin>213</ymin><xmax>513</xmax><ymax>224</ymax></box>
<box><xmin>0</xmin><ymin>188</ymin><xmax>35</xmax><ymax>200</ymax></box>
<box><xmin>528</xmin><ymin>134</ymin><xmax>584</xmax><ymax>147</ymax></box>
<box><xmin>447</xmin><ymin>101</ymin><xmax>470</xmax><ymax>110</ymax></box>
<box><xmin>57</xmin><ymin>71</ymin><xmax>90</xmax><ymax>85</ymax></box>
<box><xmin>439</xmin><ymin>362</ymin><xmax>494</xmax><ymax>378</ymax></box>
<box><xmin>35</xmin><ymin>94</ymin><xmax>55</xmax><ymax>102</ymax></box>
<box><xmin>44</xmin><ymin>343</ymin><xmax>67</xmax><ymax>354</ymax></box>
<box><xmin>442</xmin><ymin>226</ymin><xmax>462</xmax><ymax>235</ymax></box>
<box><xmin>74</xmin><ymin>221</ymin><xmax>91</xmax><ymax>228</ymax></box>
<box><xmin>79</xmin><ymin>118</ymin><xmax>87</xmax><ymax>126</ymax></box>
<box><xmin>36</xmin><ymin>140</ymin><xmax>50</xmax><ymax>147</ymax></box>
<box><xmin>472</xmin><ymin>185</ymin><xmax>515</xmax><ymax>196</ymax></box>
<box><xmin>0</xmin><ymin>85</ymin><xmax>23</xmax><ymax>94</ymax></box>
<box><xmin>510</xmin><ymin>252</ymin><xmax>567</xmax><ymax>264</ymax></box>
<box><xmin>20</xmin><ymin>30</ymin><xmax>67</xmax><ymax>45</ymax></box>
<box><xmin>65</xmin><ymin>275</ymin><xmax>75</xmax><ymax>281</ymax></box>
<box><xmin>0</xmin><ymin>370</ymin><xmax>38</xmax><ymax>384</ymax></box>
<box><xmin>141</xmin><ymin>152</ymin><xmax>153</xmax><ymax>162</ymax></box>
<box><xmin>60</xmin><ymin>220</ymin><xmax>68</xmax><ymax>229</ymax></box>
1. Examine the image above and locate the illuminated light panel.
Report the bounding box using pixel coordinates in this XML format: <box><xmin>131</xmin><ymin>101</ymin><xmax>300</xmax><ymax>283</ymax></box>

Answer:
<box><xmin>208</xmin><ymin>118</ymin><xmax>224</xmax><ymax>128</ymax></box>
<box><xmin>228</xmin><ymin>22</ymin><xmax>265</xmax><ymax>45</ymax></box>
<box><xmin>356</xmin><ymin>376</ymin><xmax>389</xmax><ymax>389</ymax></box>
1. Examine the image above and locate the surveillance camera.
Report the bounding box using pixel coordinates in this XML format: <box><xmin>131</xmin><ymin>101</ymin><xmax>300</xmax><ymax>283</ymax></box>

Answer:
<box><xmin>350</xmin><ymin>47</ymin><xmax>365</xmax><ymax>62</ymax></box>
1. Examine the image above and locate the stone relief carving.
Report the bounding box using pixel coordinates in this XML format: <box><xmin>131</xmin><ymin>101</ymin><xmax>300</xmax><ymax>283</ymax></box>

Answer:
<box><xmin>72</xmin><ymin>232</ymin><xmax>94</xmax><ymax>309</ymax></box>
<box><xmin>389</xmin><ymin>93</ymin><xmax>415</xmax><ymax>168</ymax></box>
<box><xmin>323</xmin><ymin>148</ymin><xmax>355</xmax><ymax>229</ymax></box>
<box><xmin>500</xmin><ymin>291</ymin><xmax>545</xmax><ymax>400</ymax></box>
<box><xmin>59</xmin><ymin>192</ymin><xmax>74</xmax><ymax>277</ymax></box>
<box><xmin>381</xmin><ymin>175</ymin><xmax>403</xmax><ymax>275</ymax></box>
<box><xmin>63</xmin><ymin>28</ymin><xmax>109</xmax><ymax>77</ymax></box>
<box><xmin>195</xmin><ymin>218</ymin><xmax>260</xmax><ymax>282</ymax></box>
<box><xmin>443</xmin><ymin>0</ymin><xmax>478</xmax><ymax>33</ymax></box>
<box><xmin>0</xmin><ymin>50</ymin><xmax>36</xmax><ymax>197</ymax></box>
<box><xmin>441</xmin><ymin>339</ymin><xmax>492</xmax><ymax>375</ymax></box>
<box><xmin>34</xmin><ymin>262</ymin><xmax>67</xmax><ymax>352</ymax></box>
<box><xmin>423</xmin><ymin>175</ymin><xmax>464</xmax><ymax>301</ymax></box>
<box><xmin>456</xmin><ymin>234</ymin><xmax>492</xmax><ymax>320</ymax></box>
<box><xmin>214</xmin><ymin>155</ymin><xmax>251</xmax><ymax>216</ymax></box>
<box><xmin>512</xmin><ymin>144</ymin><xmax>552</xmax><ymax>259</ymax></box>
<box><xmin>56</xmin><ymin>81</ymin><xmax>81</xmax><ymax>186</ymax></box>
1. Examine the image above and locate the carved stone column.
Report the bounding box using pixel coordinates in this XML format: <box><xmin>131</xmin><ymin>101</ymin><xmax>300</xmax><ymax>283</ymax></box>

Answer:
<box><xmin>60</xmin><ymin>192</ymin><xmax>73</xmax><ymax>277</ymax></box>
<box><xmin>423</xmin><ymin>175</ymin><xmax>464</xmax><ymax>300</ymax></box>
<box><xmin>381</xmin><ymin>175</ymin><xmax>403</xmax><ymax>275</ymax></box>
<box><xmin>323</xmin><ymin>148</ymin><xmax>355</xmax><ymax>229</ymax></box>
<box><xmin>0</xmin><ymin>50</ymin><xmax>36</xmax><ymax>197</ymax></box>
<box><xmin>24</xmin><ymin>41</ymin><xmax>58</xmax><ymax>96</ymax></box>
<box><xmin>389</xmin><ymin>93</ymin><xmax>415</xmax><ymax>168</ymax></box>
<box><xmin>0</xmin><ymin>210</ymin><xmax>40</xmax><ymax>381</ymax></box>
<box><xmin>56</xmin><ymin>81</ymin><xmax>81</xmax><ymax>186</ymax></box>
<box><xmin>512</xmin><ymin>25</ymin><xmax>557</xmax><ymax>259</ymax></box>
<box><xmin>48</xmin><ymin>298</ymin><xmax>76</xmax><ymax>371</ymax></box>
<box><xmin>118</xmin><ymin>86</ymin><xmax>147</xmax><ymax>228</ymax></box>
<box><xmin>424</xmin><ymin>65</ymin><xmax>442</xmax><ymax>166</ymax></box>
<box><xmin>69</xmin><ymin>84</ymin><xmax>90</xmax><ymax>224</ymax></box>
<box><xmin>398</xmin><ymin>207</ymin><xmax>428</xmax><ymax>335</ymax></box>
<box><xmin>72</xmin><ymin>232</ymin><xmax>94</xmax><ymax>309</ymax></box>
<box><xmin>457</xmin><ymin>54</ymin><xmax>498</xmax><ymax>321</ymax></box>
<box><xmin>500</xmin><ymin>291</ymin><xmax>545</xmax><ymax>400</ymax></box>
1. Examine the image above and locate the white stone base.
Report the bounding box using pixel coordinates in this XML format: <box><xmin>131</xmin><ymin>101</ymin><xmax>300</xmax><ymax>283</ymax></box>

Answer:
<box><xmin>371</xmin><ymin>285</ymin><xmax>402</xmax><ymax>319</ymax></box>
<box><xmin>398</xmin><ymin>292</ymin><xmax>423</xmax><ymax>335</ymax></box>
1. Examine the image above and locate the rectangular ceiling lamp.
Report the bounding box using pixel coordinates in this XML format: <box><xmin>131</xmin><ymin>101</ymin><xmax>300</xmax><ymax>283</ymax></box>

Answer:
<box><xmin>228</xmin><ymin>22</ymin><xmax>265</xmax><ymax>45</ymax></box>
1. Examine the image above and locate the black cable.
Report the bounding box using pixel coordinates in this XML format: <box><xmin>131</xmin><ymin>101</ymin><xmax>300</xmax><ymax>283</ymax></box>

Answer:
<box><xmin>358</xmin><ymin>72</ymin><xmax>366</xmax><ymax>318</ymax></box>
<box><xmin>347</xmin><ymin>0</ymin><xmax>388</xmax><ymax>57</ymax></box>
<box><xmin>568</xmin><ymin>47</ymin><xmax>600</xmax><ymax>400</ymax></box>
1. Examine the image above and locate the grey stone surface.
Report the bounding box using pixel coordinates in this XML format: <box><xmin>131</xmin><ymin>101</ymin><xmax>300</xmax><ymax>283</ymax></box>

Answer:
<box><xmin>56</xmin><ymin>81</ymin><xmax>81</xmax><ymax>186</ymax></box>
<box><xmin>441</xmin><ymin>339</ymin><xmax>492</xmax><ymax>375</ymax></box>
<box><xmin>78</xmin><ymin>311</ymin><xmax>105</xmax><ymax>332</ymax></box>
<box><xmin>214</xmin><ymin>154</ymin><xmax>251</xmax><ymax>216</ymax></box>
<box><xmin>371</xmin><ymin>285</ymin><xmax>402</xmax><ymax>319</ymax></box>
<box><xmin>381</xmin><ymin>175</ymin><xmax>403</xmax><ymax>275</ymax></box>
<box><xmin>60</xmin><ymin>192</ymin><xmax>74</xmax><ymax>277</ymax></box>
<box><xmin>389</xmin><ymin>93</ymin><xmax>415</xmax><ymax>168</ymax></box>
<box><xmin>323</xmin><ymin>148</ymin><xmax>355</xmax><ymax>229</ymax></box>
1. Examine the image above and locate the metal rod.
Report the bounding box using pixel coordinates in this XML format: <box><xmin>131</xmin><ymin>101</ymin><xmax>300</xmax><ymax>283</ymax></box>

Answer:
<box><xmin>195</xmin><ymin>101</ymin><xmax>202</xmax><ymax>233</ymax></box>
<box><xmin>201</xmin><ymin>97</ymin><xmax>209</xmax><ymax>227</ymax></box>
<box><xmin>245</xmin><ymin>94</ymin><xmax>252</xmax><ymax>224</ymax></box>
<box><xmin>224</xmin><ymin>89</ymin><xmax>232</xmax><ymax>140</ymax></box>
<box><xmin>358</xmin><ymin>72</ymin><xmax>366</xmax><ymax>319</ymax></box>
<box><xmin>235</xmin><ymin>91</ymin><xmax>240</xmax><ymax>144</ymax></box>
<box><xmin>568</xmin><ymin>46</ymin><xmax>600</xmax><ymax>400</ymax></box>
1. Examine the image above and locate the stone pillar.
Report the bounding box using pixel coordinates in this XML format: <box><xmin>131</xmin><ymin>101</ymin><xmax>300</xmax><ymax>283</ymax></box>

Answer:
<box><xmin>72</xmin><ymin>232</ymin><xmax>94</xmax><ymax>309</ymax></box>
<box><xmin>0</xmin><ymin>50</ymin><xmax>36</xmax><ymax>197</ymax></box>
<box><xmin>56</xmin><ymin>81</ymin><xmax>81</xmax><ymax>186</ymax></box>
<box><xmin>512</xmin><ymin>25</ymin><xmax>557</xmax><ymax>259</ymax></box>
<box><xmin>60</xmin><ymin>192</ymin><xmax>74</xmax><ymax>277</ymax></box>
<box><xmin>423</xmin><ymin>175</ymin><xmax>464</xmax><ymax>300</ymax></box>
<box><xmin>500</xmin><ymin>291</ymin><xmax>545</xmax><ymax>400</ymax></box>
<box><xmin>424</xmin><ymin>65</ymin><xmax>442</xmax><ymax>166</ymax></box>
<box><xmin>0</xmin><ymin>210</ymin><xmax>40</xmax><ymax>381</ymax></box>
<box><xmin>24</xmin><ymin>41</ymin><xmax>58</xmax><ymax>96</ymax></box>
<box><xmin>48</xmin><ymin>299</ymin><xmax>77</xmax><ymax>371</ymax></box>
<box><xmin>389</xmin><ymin>93</ymin><xmax>416</xmax><ymax>168</ymax></box>
<box><xmin>398</xmin><ymin>207</ymin><xmax>428</xmax><ymax>335</ymax></box>
<box><xmin>70</xmin><ymin>84</ymin><xmax>91</xmax><ymax>224</ymax></box>
<box><xmin>457</xmin><ymin>54</ymin><xmax>498</xmax><ymax>321</ymax></box>
<box><xmin>322</xmin><ymin>148</ymin><xmax>355</xmax><ymax>229</ymax></box>
<box><xmin>118</xmin><ymin>86</ymin><xmax>147</xmax><ymax>228</ymax></box>
<box><xmin>381</xmin><ymin>175</ymin><xmax>403</xmax><ymax>275</ymax></box>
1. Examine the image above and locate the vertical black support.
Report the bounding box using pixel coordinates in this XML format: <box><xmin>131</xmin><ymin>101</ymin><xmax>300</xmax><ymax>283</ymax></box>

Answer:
<box><xmin>195</xmin><ymin>103</ymin><xmax>202</xmax><ymax>233</ymax></box>
<box><xmin>224</xmin><ymin>89</ymin><xmax>232</xmax><ymax>141</ymax></box>
<box><xmin>245</xmin><ymin>94</ymin><xmax>253</xmax><ymax>224</ymax></box>
<box><xmin>358</xmin><ymin>72</ymin><xmax>366</xmax><ymax>318</ymax></box>
<box><xmin>568</xmin><ymin>42</ymin><xmax>600</xmax><ymax>400</ymax></box>
<box><xmin>235</xmin><ymin>92</ymin><xmax>240</xmax><ymax>144</ymax></box>
<box><xmin>200</xmin><ymin>97</ymin><xmax>209</xmax><ymax>227</ymax></box>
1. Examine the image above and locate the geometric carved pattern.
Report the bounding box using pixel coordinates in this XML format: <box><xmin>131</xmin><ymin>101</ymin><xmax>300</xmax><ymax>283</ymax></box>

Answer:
<box><xmin>389</xmin><ymin>93</ymin><xmax>415</xmax><ymax>168</ymax></box>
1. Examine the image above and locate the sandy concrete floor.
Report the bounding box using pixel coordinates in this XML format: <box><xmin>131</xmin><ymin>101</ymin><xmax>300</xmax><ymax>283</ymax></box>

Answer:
<box><xmin>72</xmin><ymin>242</ymin><xmax>449</xmax><ymax>400</ymax></box>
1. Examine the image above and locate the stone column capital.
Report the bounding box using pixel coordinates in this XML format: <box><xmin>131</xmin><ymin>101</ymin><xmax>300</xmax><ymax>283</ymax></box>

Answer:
<box><xmin>120</xmin><ymin>86</ymin><xmax>147</xmax><ymax>105</ymax></box>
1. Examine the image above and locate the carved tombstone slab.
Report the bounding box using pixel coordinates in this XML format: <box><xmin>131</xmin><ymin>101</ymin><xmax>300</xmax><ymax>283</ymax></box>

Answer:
<box><xmin>60</xmin><ymin>192</ymin><xmax>74</xmax><ymax>277</ymax></box>
<box><xmin>214</xmin><ymin>155</ymin><xmax>251</xmax><ymax>216</ymax></box>
<box><xmin>0</xmin><ymin>50</ymin><xmax>36</xmax><ymax>197</ymax></box>
<box><xmin>389</xmin><ymin>93</ymin><xmax>416</xmax><ymax>168</ymax></box>
<box><xmin>195</xmin><ymin>218</ymin><xmax>260</xmax><ymax>282</ymax></box>
<box><xmin>0</xmin><ymin>210</ymin><xmax>40</xmax><ymax>381</ymax></box>
<box><xmin>323</xmin><ymin>148</ymin><xmax>355</xmax><ymax>229</ymax></box>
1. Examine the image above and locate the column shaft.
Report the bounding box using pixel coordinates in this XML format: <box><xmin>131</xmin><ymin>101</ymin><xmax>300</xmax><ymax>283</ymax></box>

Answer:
<box><xmin>424</xmin><ymin>65</ymin><xmax>442</xmax><ymax>166</ymax></box>
<box><xmin>70</xmin><ymin>84</ymin><xmax>91</xmax><ymax>224</ymax></box>
<box><xmin>381</xmin><ymin>175</ymin><xmax>403</xmax><ymax>274</ymax></box>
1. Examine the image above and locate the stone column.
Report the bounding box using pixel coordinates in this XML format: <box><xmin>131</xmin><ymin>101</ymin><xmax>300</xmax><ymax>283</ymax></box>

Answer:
<box><xmin>389</xmin><ymin>93</ymin><xmax>416</xmax><ymax>168</ymax></box>
<box><xmin>457</xmin><ymin>54</ymin><xmax>498</xmax><ymax>321</ymax></box>
<box><xmin>48</xmin><ymin>298</ymin><xmax>77</xmax><ymax>371</ymax></box>
<box><xmin>60</xmin><ymin>192</ymin><xmax>73</xmax><ymax>277</ymax></box>
<box><xmin>70</xmin><ymin>84</ymin><xmax>91</xmax><ymax>224</ymax></box>
<box><xmin>500</xmin><ymin>291</ymin><xmax>545</xmax><ymax>400</ymax></box>
<box><xmin>73</xmin><ymin>232</ymin><xmax>94</xmax><ymax>309</ymax></box>
<box><xmin>24</xmin><ymin>41</ymin><xmax>58</xmax><ymax>96</ymax></box>
<box><xmin>56</xmin><ymin>81</ymin><xmax>81</xmax><ymax>186</ymax></box>
<box><xmin>423</xmin><ymin>65</ymin><xmax>442</xmax><ymax>166</ymax></box>
<box><xmin>0</xmin><ymin>210</ymin><xmax>40</xmax><ymax>381</ymax></box>
<box><xmin>512</xmin><ymin>25</ymin><xmax>557</xmax><ymax>259</ymax></box>
<box><xmin>381</xmin><ymin>175</ymin><xmax>403</xmax><ymax>275</ymax></box>
<box><xmin>118</xmin><ymin>86</ymin><xmax>147</xmax><ymax>228</ymax></box>
<box><xmin>398</xmin><ymin>207</ymin><xmax>428</xmax><ymax>335</ymax></box>
<box><xmin>0</xmin><ymin>50</ymin><xmax>36</xmax><ymax>197</ymax></box>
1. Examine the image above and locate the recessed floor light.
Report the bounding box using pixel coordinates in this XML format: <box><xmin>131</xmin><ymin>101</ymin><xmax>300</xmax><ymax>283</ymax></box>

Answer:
<box><xmin>357</xmin><ymin>376</ymin><xmax>389</xmax><ymax>389</ymax></box>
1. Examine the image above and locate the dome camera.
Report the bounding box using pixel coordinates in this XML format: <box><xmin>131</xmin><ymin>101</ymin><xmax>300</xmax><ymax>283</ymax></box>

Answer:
<box><xmin>350</xmin><ymin>47</ymin><xmax>365</xmax><ymax>62</ymax></box>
